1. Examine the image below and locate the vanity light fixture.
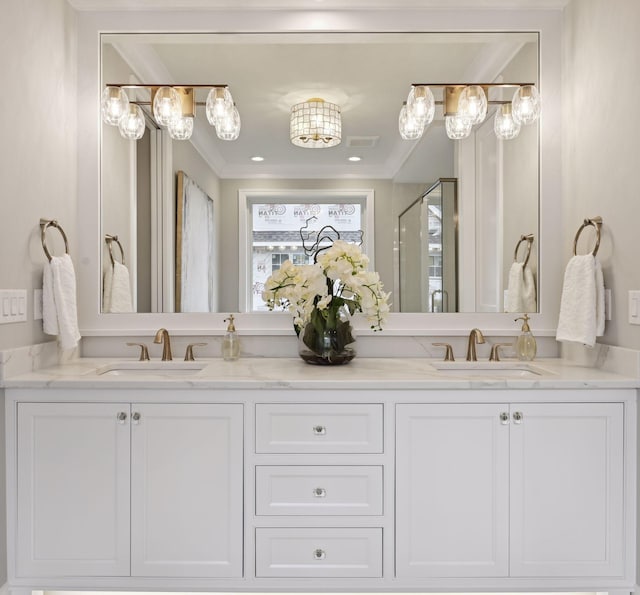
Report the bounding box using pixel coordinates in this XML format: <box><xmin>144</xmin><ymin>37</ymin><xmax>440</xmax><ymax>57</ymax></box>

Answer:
<box><xmin>399</xmin><ymin>83</ymin><xmax>541</xmax><ymax>141</ymax></box>
<box><xmin>101</xmin><ymin>84</ymin><xmax>240</xmax><ymax>142</ymax></box>
<box><xmin>290</xmin><ymin>98</ymin><xmax>342</xmax><ymax>148</ymax></box>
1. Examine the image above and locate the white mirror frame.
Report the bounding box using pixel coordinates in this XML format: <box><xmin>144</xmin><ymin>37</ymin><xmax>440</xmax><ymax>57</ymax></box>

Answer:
<box><xmin>77</xmin><ymin>7</ymin><xmax>562</xmax><ymax>338</ymax></box>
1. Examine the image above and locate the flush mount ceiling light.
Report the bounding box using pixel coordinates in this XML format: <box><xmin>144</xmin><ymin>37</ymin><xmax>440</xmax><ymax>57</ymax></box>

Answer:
<box><xmin>290</xmin><ymin>98</ymin><xmax>342</xmax><ymax>148</ymax></box>
<box><xmin>101</xmin><ymin>84</ymin><xmax>240</xmax><ymax>142</ymax></box>
<box><xmin>399</xmin><ymin>83</ymin><xmax>540</xmax><ymax>141</ymax></box>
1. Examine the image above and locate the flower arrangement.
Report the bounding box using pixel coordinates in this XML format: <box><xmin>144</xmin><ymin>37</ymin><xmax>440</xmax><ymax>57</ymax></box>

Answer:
<box><xmin>262</xmin><ymin>238</ymin><xmax>390</xmax><ymax>364</ymax></box>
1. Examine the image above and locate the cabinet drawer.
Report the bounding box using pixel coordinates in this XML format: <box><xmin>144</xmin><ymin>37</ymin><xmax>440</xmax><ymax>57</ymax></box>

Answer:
<box><xmin>256</xmin><ymin>466</ymin><xmax>383</xmax><ymax>516</ymax></box>
<box><xmin>255</xmin><ymin>527</ymin><xmax>382</xmax><ymax>577</ymax></box>
<box><xmin>255</xmin><ymin>404</ymin><xmax>383</xmax><ymax>453</ymax></box>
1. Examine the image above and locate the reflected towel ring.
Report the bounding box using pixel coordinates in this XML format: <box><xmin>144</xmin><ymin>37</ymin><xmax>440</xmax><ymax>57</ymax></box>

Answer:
<box><xmin>40</xmin><ymin>218</ymin><xmax>70</xmax><ymax>262</ymax></box>
<box><xmin>573</xmin><ymin>216</ymin><xmax>602</xmax><ymax>257</ymax></box>
<box><xmin>513</xmin><ymin>234</ymin><xmax>534</xmax><ymax>269</ymax></box>
<box><xmin>105</xmin><ymin>234</ymin><xmax>125</xmax><ymax>266</ymax></box>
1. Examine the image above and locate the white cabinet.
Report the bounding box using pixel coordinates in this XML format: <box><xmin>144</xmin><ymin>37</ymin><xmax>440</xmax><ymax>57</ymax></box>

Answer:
<box><xmin>131</xmin><ymin>403</ymin><xmax>243</xmax><ymax>577</ymax></box>
<box><xmin>17</xmin><ymin>403</ymin><xmax>131</xmax><ymax>577</ymax></box>
<box><xmin>16</xmin><ymin>401</ymin><xmax>243</xmax><ymax>579</ymax></box>
<box><xmin>396</xmin><ymin>404</ymin><xmax>510</xmax><ymax>577</ymax></box>
<box><xmin>396</xmin><ymin>402</ymin><xmax>625</xmax><ymax>579</ymax></box>
<box><xmin>510</xmin><ymin>403</ymin><xmax>624</xmax><ymax>577</ymax></box>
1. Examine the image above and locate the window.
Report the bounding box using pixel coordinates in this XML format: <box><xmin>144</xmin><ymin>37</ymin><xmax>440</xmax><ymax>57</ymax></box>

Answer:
<box><xmin>240</xmin><ymin>190</ymin><xmax>374</xmax><ymax>312</ymax></box>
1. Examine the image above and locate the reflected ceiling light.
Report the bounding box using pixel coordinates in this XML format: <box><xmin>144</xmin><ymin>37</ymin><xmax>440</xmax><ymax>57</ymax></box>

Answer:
<box><xmin>290</xmin><ymin>98</ymin><xmax>342</xmax><ymax>148</ymax></box>
<box><xmin>398</xmin><ymin>101</ymin><xmax>424</xmax><ymax>140</ymax></box>
<box><xmin>494</xmin><ymin>103</ymin><xmax>521</xmax><ymax>140</ymax></box>
<box><xmin>348</xmin><ymin>156</ymin><xmax>361</xmax><ymax>162</ymax></box>
<box><xmin>251</xmin><ymin>156</ymin><xmax>265</xmax><ymax>162</ymax></box>
<box><xmin>399</xmin><ymin>82</ymin><xmax>541</xmax><ymax>141</ymax></box>
<box><xmin>101</xmin><ymin>84</ymin><xmax>240</xmax><ymax>142</ymax></box>
<box><xmin>117</xmin><ymin>104</ymin><xmax>145</xmax><ymax>140</ymax></box>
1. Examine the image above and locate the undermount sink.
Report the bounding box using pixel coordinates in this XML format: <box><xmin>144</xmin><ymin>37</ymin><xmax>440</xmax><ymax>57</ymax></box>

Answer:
<box><xmin>96</xmin><ymin>361</ymin><xmax>208</xmax><ymax>377</ymax></box>
<box><xmin>431</xmin><ymin>361</ymin><xmax>552</xmax><ymax>378</ymax></box>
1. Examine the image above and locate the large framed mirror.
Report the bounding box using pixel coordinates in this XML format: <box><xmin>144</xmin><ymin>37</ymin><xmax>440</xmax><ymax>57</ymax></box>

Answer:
<box><xmin>100</xmin><ymin>31</ymin><xmax>539</xmax><ymax>315</ymax></box>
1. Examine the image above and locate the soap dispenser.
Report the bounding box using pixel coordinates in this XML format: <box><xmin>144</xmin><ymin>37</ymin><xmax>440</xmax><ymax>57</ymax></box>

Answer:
<box><xmin>515</xmin><ymin>313</ymin><xmax>537</xmax><ymax>361</ymax></box>
<box><xmin>222</xmin><ymin>314</ymin><xmax>240</xmax><ymax>361</ymax></box>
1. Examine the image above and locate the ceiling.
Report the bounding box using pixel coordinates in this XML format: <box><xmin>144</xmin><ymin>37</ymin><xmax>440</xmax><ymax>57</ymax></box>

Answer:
<box><xmin>106</xmin><ymin>31</ymin><xmax>538</xmax><ymax>182</ymax></box>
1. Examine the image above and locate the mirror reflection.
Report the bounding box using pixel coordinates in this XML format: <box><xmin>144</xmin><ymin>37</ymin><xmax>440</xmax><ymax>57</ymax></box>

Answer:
<box><xmin>101</xmin><ymin>32</ymin><xmax>539</xmax><ymax>314</ymax></box>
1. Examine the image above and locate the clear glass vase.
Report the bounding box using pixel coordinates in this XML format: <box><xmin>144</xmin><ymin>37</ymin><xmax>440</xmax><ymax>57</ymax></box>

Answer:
<box><xmin>297</xmin><ymin>305</ymin><xmax>356</xmax><ymax>365</ymax></box>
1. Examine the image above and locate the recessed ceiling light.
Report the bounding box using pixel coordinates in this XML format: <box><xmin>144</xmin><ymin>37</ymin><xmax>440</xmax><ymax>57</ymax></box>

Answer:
<box><xmin>348</xmin><ymin>156</ymin><xmax>361</xmax><ymax>162</ymax></box>
<box><xmin>251</xmin><ymin>156</ymin><xmax>265</xmax><ymax>162</ymax></box>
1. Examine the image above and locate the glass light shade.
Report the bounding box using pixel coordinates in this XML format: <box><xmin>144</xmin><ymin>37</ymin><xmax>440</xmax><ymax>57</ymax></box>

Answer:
<box><xmin>152</xmin><ymin>86</ymin><xmax>181</xmax><ymax>127</ymax></box>
<box><xmin>118</xmin><ymin>104</ymin><xmax>145</xmax><ymax>140</ymax></box>
<box><xmin>445</xmin><ymin>114</ymin><xmax>473</xmax><ymax>140</ymax></box>
<box><xmin>494</xmin><ymin>103</ymin><xmax>521</xmax><ymax>140</ymax></box>
<box><xmin>101</xmin><ymin>86</ymin><xmax>129</xmax><ymax>126</ymax></box>
<box><xmin>407</xmin><ymin>85</ymin><xmax>435</xmax><ymax>127</ymax></box>
<box><xmin>290</xmin><ymin>98</ymin><xmax>342</xmax><ymax>148</ymax></box>
<box><xmin>458</xmin><ymin>85</ymin><xmax>487</xmax><ymax>125</ymax></box>
<box><xmin>512</xmin><ymin>85</ymin><xmax>541</xmax><ymax>125</ymax></box>
<box><xmin>216</xmin><ymin>105</ymin><xmax>241</xmax><ymax>141</ymax></box>
<box><xmin>168</xmin><ymin>116</ymin><xmax>194</xmax><ymax>140</ymax></box>
<box><xmin>206</xmin><ymin>87</ymin><xmax>234</xmax><ymax>128</ymax></box>
<box><xmin>398</xmin><ymin>103</ymin><xmax>424</xmax><ymax>140</ymax></box>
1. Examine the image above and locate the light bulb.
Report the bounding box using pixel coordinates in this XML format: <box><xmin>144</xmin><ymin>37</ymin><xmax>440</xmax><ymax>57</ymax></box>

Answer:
<box><xmin>445</xmin><ymin>114</ymin><xmax>473</xmax><ymax>140</ymax></box>
<box><xmin>216</xmin><ymin>104</ymin><xmax>241</xmax><ymax>141</ymax></box>
<box><xmin>168</xmin><ymin>116</ymin><xmax>194</xmax><ymax>140</ymax></box>
<box><xmin>101</xmin><ymin>86</ymin><xmax>129</xmax><ymax>126</ymax></box>
<box><xmin>458</xmin><ymin>85</ymin><xmax>487</xmax><ymax>125</ymax></box>
<box><xmin>118</xmin><ymin>104</ymin><xmax>145</xmax><ymax>140</ymax></box>
<box><xmin>494</xmin><ymin>103</ymin><xmax>521</xmax><ymax>140</ymax></box>
<box><xmin>398</xmin><ymin>102</ymin><xmax>424</xmax><ymax>140</ymax></box>
<box><xmin>407</xmin><ymin>85</ymin><xmax>435</xmax><ymax>127</ymax></box>
<box><xmin>206</xmin><ymin>87</ymin><xmax>234</xmax><ymax>128</ymax></box>
<box><xmin>512</xmin><ymin>85</ymin><xmax>541</xmax><ymax>125</ymax></box>
<box><xmin>152</xmin><ymin>86</ymin><xmax>181</xmax><ymax>127</ymax></box>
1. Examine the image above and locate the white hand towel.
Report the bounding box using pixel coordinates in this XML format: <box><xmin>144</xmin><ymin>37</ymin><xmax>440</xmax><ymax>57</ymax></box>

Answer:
<box><xmin>556</xmin><ymin>254</ymin><xmax>605</xmax><ymax>347</ymax></box>
<box><xmin>108</xmin><ymin>262</ymin><xmax>133</xmax><ymax>313</ymax></box>
<box><xmin>102</xmin><ymin>265</ymin><xmax>113</xmax><ymax>313</ymax></box>
<box><xmin>42</xmin><ymin>254</ymin><xmax>81</xmax><ymax>351</ymax></box>
<box><xmin>505</xmin><ymin>262</ymin><xmax>537</xmax><ymax>313</ymax></box>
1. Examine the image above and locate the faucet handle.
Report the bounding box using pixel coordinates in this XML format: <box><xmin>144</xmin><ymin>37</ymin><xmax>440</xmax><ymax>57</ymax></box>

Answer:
<box><xmin>489</xmin><ymin>343</ymin><xmax>513</xmax><ymax>362</ymax></box>
<box><xmin>184</xmin><ymin>342</ymin><xmax>208</xmax><ymax>361</ymax></box>
<box><xmin>126</xmin><ymin>342</ymin><xmax>150</xmax><ymax>361</ymax></box>
<box><xmin>432</xmin><ymin>342</ymin><xmax>455</xmax><ymax>362</ymax></box>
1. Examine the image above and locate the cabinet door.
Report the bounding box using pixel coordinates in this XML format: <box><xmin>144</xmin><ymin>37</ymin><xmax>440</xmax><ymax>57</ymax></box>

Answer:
<box><xmin>17</xmin><ymin>402</ymin><xmax>130</xmax><ymax>577</ymax></box>
<box><xmin>510</xmin><ymin>402</ymin><xmax>624</xmax><ymax>577</ymax></box>
<box><xmin>130</xmin><ymin>403</ymin><xmax>243</xmax><ymax>577</ymax></box>
<box><xmin>396</xmin><ymin>404</ymin><xmax>509</xmax><ymax>577</ymax></box>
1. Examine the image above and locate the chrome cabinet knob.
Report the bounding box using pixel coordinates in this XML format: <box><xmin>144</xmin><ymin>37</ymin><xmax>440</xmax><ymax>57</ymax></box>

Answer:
<box><xmin>132</xmin><ymin>411</ymin><xmax>141</xmax><ymax>424</ymax></box>
<box><xmin>313</xmin><ymin>548</ymin><xmax>326</xmax><ymax>560</ymax></box>
<box><xmin>513</xmin><ymin>411</ymin><xmax>523</xmax><ymax>424</ymax></box>
<box><xmin>499</xmin><ymin>412</ymin><xmax>510</xmax><ymax>425</ymax></box>
<box><xmin>313</xmin><ymin>425</ymin><xmax>326</xmax><ymax>436</ymax></box>
<box><xmin>313</xmin><ymin>487</ymin><xmax>327</xmax><ymax>498</ymax></box>
<box><xmin>116</xmin><ymin>411</ymin><xmax>127</xmax><ymax>423</ymax></box>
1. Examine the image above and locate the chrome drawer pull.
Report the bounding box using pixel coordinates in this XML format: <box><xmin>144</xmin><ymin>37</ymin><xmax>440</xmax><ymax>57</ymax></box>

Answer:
<box><xmin>500</xmin><ymin>412</ymin><xmax>510</xmax><ymax>425</ymax></box>
<box><xmin>513</xmin><ymin>411</ymin><xmax>523</xmax><ymax>424</ymax></box>
<box><xmin>132</xmin><ymin>411</ymin><xmax>141</xmax><ymax>424</ymax></box>
<box><xmin>313</xmin><ymin>487</ymin><xmax>327</xmax><ymax>498</ymax></box>
<box><xmin>313</xmin><ymin>548</ymin><xmax>326</xmax><ymax>560</ymax></box>
<box><xmin>116</xmin><ymin>411</ymin><xmax>127</xmax><ymax>424</ymax></box>
<box><xmin>312</xmin><ymin>425</ymin><xmax>326</xmax><ymax>436</ymax></box>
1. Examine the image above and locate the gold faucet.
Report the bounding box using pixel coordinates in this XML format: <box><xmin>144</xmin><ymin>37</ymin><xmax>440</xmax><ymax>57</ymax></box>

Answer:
<box><xmin>153</xmin><ymin>328</ymin><xmax>173</xmax><ymax>361</ymax></box>
<box><xmin>466</xmin><ymin>328</ymin><xmax>486</xmax><ymax>361</ymax></box>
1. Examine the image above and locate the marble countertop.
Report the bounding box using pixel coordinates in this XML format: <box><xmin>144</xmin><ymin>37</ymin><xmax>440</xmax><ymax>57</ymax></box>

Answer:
<box><xmin>2</xmin><ymin>356</ymin><xmax>639</xmax><ymax>390</ymax></box>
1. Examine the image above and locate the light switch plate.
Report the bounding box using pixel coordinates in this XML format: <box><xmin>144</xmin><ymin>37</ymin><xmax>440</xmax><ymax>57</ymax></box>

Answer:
<box><xmin>628</xmin><ymin>290</ymin><xmax>640</xmax><ymax>325</ymax></box>
<box><xmin>0</xmin><ymin>289</ymin><xmax>27</xmax><ymax>324</ymax></box>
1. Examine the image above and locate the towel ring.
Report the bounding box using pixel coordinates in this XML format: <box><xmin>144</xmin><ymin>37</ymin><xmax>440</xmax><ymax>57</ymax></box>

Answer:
<box><xmin>105</xmin><ymin>234</ymin><xmax>125</xmax><ymax>266</ymax></box>
<box><xmin>573</xmin><ymin>216</ymin><xmax>602</xmax><ymax>257</ymax></box>
<box><xmin>40</xmin><ymin>219</ymin><xmax>69</xmax><ymax>262</ymax></box>
<box><xmin>513</xmin><ymin>234</ymin><xmax>534</xmax><ymax>269</ymax></box>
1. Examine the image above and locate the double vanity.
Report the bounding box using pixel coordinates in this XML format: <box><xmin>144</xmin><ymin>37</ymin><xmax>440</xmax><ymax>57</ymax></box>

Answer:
<box><xmin>3</xmin><ymin>356</ymin><xmax>637</xmax><ymax>595</ymax></box>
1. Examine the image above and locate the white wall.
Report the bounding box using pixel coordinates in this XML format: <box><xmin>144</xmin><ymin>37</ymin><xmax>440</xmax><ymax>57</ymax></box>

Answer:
<box><xmin>0</xmin><ymin>0</ymin><xmax>77</xmax><ymax>351</ymax></box>
<box><xmin>562</xmin><ymin>0</ymin><xmax>640</xmax><ymax>351</ymax></box>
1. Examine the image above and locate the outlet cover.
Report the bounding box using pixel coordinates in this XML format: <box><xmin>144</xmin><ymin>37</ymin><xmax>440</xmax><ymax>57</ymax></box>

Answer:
<box><xmin>629</xmin><ymin>290</ymin><xmax>640</xmax><ymax>325</ymax></box>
